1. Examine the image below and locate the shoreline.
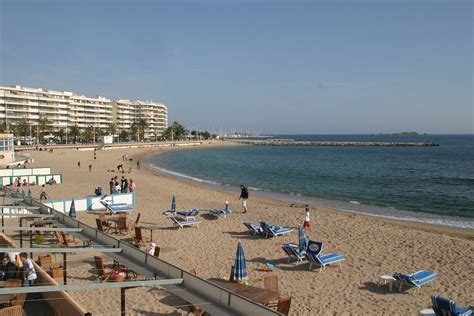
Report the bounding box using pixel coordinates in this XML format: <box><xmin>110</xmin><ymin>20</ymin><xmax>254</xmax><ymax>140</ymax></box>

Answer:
<box><xmin>140</xmin><ymin>144</ymin><xmax>473</xmax><ymax>239</ymax></box>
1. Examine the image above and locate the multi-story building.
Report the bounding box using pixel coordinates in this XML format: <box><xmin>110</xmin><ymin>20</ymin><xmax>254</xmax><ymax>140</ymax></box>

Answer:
<box><xmin>0</xmin><ymin>85</ymin><xmax>168</xmax><ymax>139</ymax></box>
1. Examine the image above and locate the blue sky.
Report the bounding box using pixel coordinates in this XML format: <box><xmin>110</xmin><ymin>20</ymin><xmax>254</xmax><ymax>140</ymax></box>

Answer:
<box><xmin>0</xmin><ymin>0</ymin><xmax>472</xmax><ymax>134</ymax></box>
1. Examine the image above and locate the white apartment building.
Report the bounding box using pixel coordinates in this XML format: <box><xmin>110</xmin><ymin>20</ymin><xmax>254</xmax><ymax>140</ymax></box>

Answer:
<box><xmin>0</xmin><ymin>85</ymin><xmax>168</xmax><ymax>138</ymax></box>
<box><xmin>112</xmin><ymin>99</ymin><xmax>168</xmax><ymax>138</ymax></box>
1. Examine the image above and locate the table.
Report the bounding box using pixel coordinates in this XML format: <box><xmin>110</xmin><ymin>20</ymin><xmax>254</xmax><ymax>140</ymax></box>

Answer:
<box><xmin>419</xmin><ymin>309</ymin><xmax>436</xmax><ymax>316</ymax></box>
<box><xmin>208</xmin><ymin>278</ymin><xmax>281</xmax><ymax>306</ymax></box>
<box><xmin>378</xmin><ymin>275</ymin><xmax>397</xmax><ymax>291</ymax></box>
<box><xmin>141</xmin><ymin>225</ymin><xmax>160</xmax><ymax>241</ymax></box>
<box><xmin>30</xmin><ymin>220</ymin><xmax>55</xmax><ymax>227</ymax></box>
<box><xmin>0</xmin><ymin>293</ymin><xmax>15</xmax><ymax>304</ymax></box>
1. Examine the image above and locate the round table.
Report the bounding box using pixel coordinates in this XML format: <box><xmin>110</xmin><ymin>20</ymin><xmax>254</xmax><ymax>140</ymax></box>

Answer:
<box><xmin>378</xmin><ymin>275</ymin><xmax>396</xmax><ymax>291</ymax></box>
<box><xmin>419</xmin><ymin>308</ymin><xmax>436</xmax><ymax>316</ymax></box>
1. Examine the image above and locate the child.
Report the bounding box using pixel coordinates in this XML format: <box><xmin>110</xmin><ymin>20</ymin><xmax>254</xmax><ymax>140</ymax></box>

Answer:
<box><xmin>20</xmin><ymin>252</ymin><xmax>37</xmax><ymax>286</ymax></box>
<box><xmin>303</xmin><ymin>207</ymin><xmax>310</xmax><ymax>228</ymax></box>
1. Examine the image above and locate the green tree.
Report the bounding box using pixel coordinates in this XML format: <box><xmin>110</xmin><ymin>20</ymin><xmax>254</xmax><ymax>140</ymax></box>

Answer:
<box><xmin>54</xmin><ymin>129</ymin><xmax>65</xmax><ymax>142</ymax></box>
<box><xmin>107</xmin><ymin>123</ymin><xmax>117</xmax><ymax>136</ymax></box>
<box><xmin>162</xmin><ymin>122</ymin><xmax>187</xmax><ymax>141</ymax></box>
<box><xmin>137</xmin><ymin>118</ymin><xmax>148</xmax><ymax>140</ymax></box>
<box><xmin>130</xmin><ymin>122</ymin><xmax>139</xmax><ymax>141</ymax></box>
<box><xmin>83</xmin><ymin>125</ymin><xmax>94</xmax><ymax>143</ymax></box>
<box><xmin>119</xmin><ymin>130</ymin><xmax>129</xmax><ymax>142</ymax></box>
<box><xmin>69</xmin><ymin>124</ymin><xmax>81</xmax><ymax>142</ymax></box>
<box><xmin>17</xmin><ymin>116</ymin><xmax>30</xmax><ymax>141</ymax></box>
<box><xmin>37</xmin><ymin>116</ymin><xmax>51</xmax><ymax>142</ymax></box>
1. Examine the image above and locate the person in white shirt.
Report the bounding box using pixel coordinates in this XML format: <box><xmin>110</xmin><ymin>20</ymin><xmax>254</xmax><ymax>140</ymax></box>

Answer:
<box><xmin>20</xmin><ymin>252</ymin><xmax>37</xmax><ymax>286</ymax></box>
<box><xmin>303</xmin><ymin>207</ymin><xmax>311</xmax><ymax>228</ymax></box>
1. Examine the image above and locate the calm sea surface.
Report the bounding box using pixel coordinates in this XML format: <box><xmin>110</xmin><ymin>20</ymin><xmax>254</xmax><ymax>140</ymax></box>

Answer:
<box><xmin>147</xmin><ymin>135</ymin><xmax>474</xmax><ymax>229</ymax></box>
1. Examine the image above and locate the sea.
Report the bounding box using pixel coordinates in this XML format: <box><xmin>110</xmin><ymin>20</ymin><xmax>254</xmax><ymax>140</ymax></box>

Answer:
<box><xmin>147</xmin><ymin>134</ymin><xmax>474</xmax><ymax>230</ymax></box>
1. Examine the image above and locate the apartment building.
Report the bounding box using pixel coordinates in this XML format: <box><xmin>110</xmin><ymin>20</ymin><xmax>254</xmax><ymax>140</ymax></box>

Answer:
<box><xmin>0</xmin><ymin>85</ymin><xmax>168</xmax><ymax>138</ymax></box>
<box><xmin>111</xmin><ymin>99</ymin><xmax>168</xmax><ymax>138</ymax></box>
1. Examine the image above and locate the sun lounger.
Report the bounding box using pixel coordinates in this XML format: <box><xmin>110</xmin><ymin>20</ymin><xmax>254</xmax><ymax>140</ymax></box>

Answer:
<box><xmin>282</xmin><ymin>243</ymin><xmax>306</xmax><ymax>263</ymax></box>
<box><xmin>209</xmin><ymin>208</ymin><xmax>232</xmax><ymax>218</ymax></box>
<box><xmin>176</xmin><ymin>209</ymin><xmax>199</xmax><ymax>220</ymax></box>
<box><xmin>431</xmin><ymin>295</ymin><xmax>472</xmax><ymax>316</ymax></box>
<box><xmin>393</xmin><ymin>270</ymin><xmax>438</xmax><ymax>293</ymax></box>
<box><xmin>260</xmin><ymin>221</ymin><xmax>293</xmax><ymax>239</ymax></box>
<box><xmin>305</xmin><ymin>241</ymin><xmax>345</xmax><ymax>272</ymax></box>
<box><xmin>243</xmin><ymin>222</ymin><xmax>263</xmax><ymax>235</ymax></box>
<box><xmin>100</xmin><ymin>199</ymin><xmax>133</xmax><ymax>214</ymax></box>
<box><xmin>169</xmin><ymin>216</ymin><xmax>200</xmax><ymax>229</ymax></box>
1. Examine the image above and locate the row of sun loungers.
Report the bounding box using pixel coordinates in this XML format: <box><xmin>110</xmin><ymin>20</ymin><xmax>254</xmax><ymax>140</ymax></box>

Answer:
<box><xmin>243</xmin><ymin>221</ymin><xmax>293</xmax><ymax>238</ymax></box>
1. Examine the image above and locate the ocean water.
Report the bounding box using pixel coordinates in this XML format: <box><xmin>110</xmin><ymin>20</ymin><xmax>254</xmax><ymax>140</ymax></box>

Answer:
<box><xmin>147</xmin><ymin>135</ymin><xmax>474</xmax><ymax>229</ymax></box>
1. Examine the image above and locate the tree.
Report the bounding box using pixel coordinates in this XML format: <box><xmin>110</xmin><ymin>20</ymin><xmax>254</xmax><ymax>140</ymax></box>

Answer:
<box><xmin>37</xmin><ymin>116</ymin><xmax>51</xmax><ymax>142</ymax></box>
<box><xmin>54</xmin><ymin>129</ymin><xmax>65</xmax><ymax>142</ymax></box>
<box><xmin>119</xmin><ymin>130</ymin><xmax>129</xmax><ymax>142</ymax></box>
<box><xmin>69</xmin><ymin>124</ymin><xmax>81</xmax><ymax>142</ymax></box>
<box><xmin>83</xmin><ymin>125</ymin><xmax>94</xmax><ymax>143</ymax></box>
<box><xmin>17</xmin><ymin>116</ymin><xmax>30</xmax><ymax>141</ymax></box>
<box><xmin>107</xmin><ymin>123</ymin><xmax>117</xmax><ymax>136</ymax></box>
<box><xmin>130</xmin><ymin>122</ymin><xmax>139</xmax><ymax>141</ymax></box>
<box><xmin>162</xmin><ymin>121</ymin><xmax>187</xmax><ymax>141</ymax></box>
<box><xmin>137</xmin><ymin>118</ymin><xmax>147</xmax><ymax>140</ymax></box>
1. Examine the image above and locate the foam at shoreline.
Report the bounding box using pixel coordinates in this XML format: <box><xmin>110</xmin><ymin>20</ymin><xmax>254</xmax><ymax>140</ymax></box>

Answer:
<box><xmin>149</xmin><ymin>162</ymin><xmax>474</xmax><ymax>230</ymax></box>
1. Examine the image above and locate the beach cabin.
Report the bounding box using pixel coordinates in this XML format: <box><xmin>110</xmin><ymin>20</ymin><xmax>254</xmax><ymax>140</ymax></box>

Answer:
<box><xmin>0</xmin><ymin>134</ymin><xmax>15</xmax><ymax>166</ymax></box>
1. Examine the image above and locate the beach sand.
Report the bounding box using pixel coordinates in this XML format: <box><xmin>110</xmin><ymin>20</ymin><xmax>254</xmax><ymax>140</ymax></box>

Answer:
<box><xmin>23</xmin><ymin>142</ymin><xmax>474</xmax><ymax>315</ymax></box>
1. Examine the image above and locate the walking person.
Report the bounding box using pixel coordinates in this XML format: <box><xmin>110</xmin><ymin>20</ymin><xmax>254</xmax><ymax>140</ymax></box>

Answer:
<box><xmin>303</xmin><ymin>207</ymin><xmax>311</xmax><ymax>228</ymax></box>
<box><xmin>20</xmin><ymin>253</ymin><xmax>37</xmax><ymax>286</ymax></box>
<box><xmin>88</xmin><ymin>164</ymin><xmax>92</xmax><ymax>172</ymax></box>
<box><xmin>136</xmin><ymin>160</ymin><xmax>140</xmax><ymax>169</ymax></box>
<box><xmin>109</xmin><ymin>178</ymin><xmax>114</xmax><ymax>194</ymax></box>
<box><xmin>129</xmin><ymin>179</ymin><xmax>136</xmax><ymax>193</ymax></box>
<box><xmin>239</xmin><ymin>185</ymin><xmax>249</xmax><ymax>213</ymax></box>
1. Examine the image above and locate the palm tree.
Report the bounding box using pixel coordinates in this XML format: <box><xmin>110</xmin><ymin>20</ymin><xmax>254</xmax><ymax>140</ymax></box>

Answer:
<box><xmin>37</xmin><ymin>116</ymin><xmax>51</xmax><ymax>142</ymax></box>
<box><xmin>17</xmin><ymin>116</ymin><xmax>30</xmax><ymax>142</ymax></box>
<box><xmin>137</xmin><ymin>118</ymin><xmax>148</xmax><ymax>140</ymax></box>
<box><xmin>69</xmin><ymin>124</ymin><xmax>81</xmax><ymax>143</ymax></box>
<box><xmin>83</xmin><ymin>125</ymin><xmax>94</xmax><ymax>143</ymax></box>
<box><xmin>130</xmin><ymin>122</ymin><xmax>139</xmax><ymax>141</ymax></box>
<box><xmin>54</xmin><ymin>129</ymin><xmax>65</xmax><ymax>142</ymax></box>
<box><xmin>107</xmin><ymin>123</ymin><xmax>117</xmax><ymax>136</ymax></box>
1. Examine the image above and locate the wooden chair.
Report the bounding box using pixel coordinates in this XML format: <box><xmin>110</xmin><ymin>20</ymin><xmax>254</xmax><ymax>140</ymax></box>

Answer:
<box><xmin>96</xmin><ymin>218</ymin><xmax>106</xmax><ymax>232</ymax></box>
<box><xmin>99</xmin><ymin>214</ymin><xmax>111</xmax><ymax>232</ymax></box>
<box><xmin>60</xmin><ymin>232</ymin><xmax>76</xmax><ymax>247</ymax></box>
<box><xmin>10</xmin><ymin>293</ymin><xmax>26</xmax><ymax>307</ymax></box>
<box><xmin>0</xmin><ymin>305</ymin><xmax>23</xmax><ymax>316</ymax></box>
<box><xmin>38</xmin><ymin>255</ymin><xmax>52</xmax><ymax>267</ymax></box>
<box><xmin>264</xmin><ymin>274</ymin><xmax>279</xmax><ymax>292</ymax></box>
<box><xmin>133</xmin><ymin>226</ymin><xmax>146</xmax><ymax>246</ymax></box>
<box><xmin>276</xmin><ymin>297</ymin><xmax>292</xmax><ymax>315</ymax></box>
<box><xmin>54</xmin><ymin>231</ymin><xmax>65</xmax><ymax>246</ymax></box>
<box><xmin>154</xmin><ymin>246</ymin><xmax>161</xmax><ymax>258</ymax></box>
<box><xmin>117</xmin><ymin>217</ymin><xmax>128</xmax><ymax>235</ymax></box>
<box><xmin>128</xmin><ymin>213</ymin><xmax>141</xmax><ymax>235</ymax></box>
<box><xmin>4</xmin><ymin>279</ymin><xmax>21</xmax><ymax>288</ymax></box>
<box><xmin>94</xmin><ymin>256</ymin><xmax>113</xmax><ymax>282</ymax></box>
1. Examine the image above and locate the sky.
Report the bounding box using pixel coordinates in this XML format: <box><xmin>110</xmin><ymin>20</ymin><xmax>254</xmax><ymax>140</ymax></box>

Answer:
<box><xmin>0</xmin><ymin>0</ymin><xmax>472</xmax><ymax>134</ymax></box>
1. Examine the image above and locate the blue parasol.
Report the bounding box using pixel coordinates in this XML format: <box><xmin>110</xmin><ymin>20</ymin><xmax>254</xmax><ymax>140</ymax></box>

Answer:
<box><xmin>170</xmin><ymin>195</ymin><xmax>177</xmax><ymax>213</ymax></box>
<box><xmin>69</xmin><ymin>199</ymin><xmax>76</xmax><ymax>218</ymax></box>
<box><xmin>233</xmin><ymin>240</ymin><xmax>248</xmax><ymax>281</ymax></box>
<box><xmin>298</xmin><ymin>225</ymin><xmax>309</xmax><ymax>252</ymax></box>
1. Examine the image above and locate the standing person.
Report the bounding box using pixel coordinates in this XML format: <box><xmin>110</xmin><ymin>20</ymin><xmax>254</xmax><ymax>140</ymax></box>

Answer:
<box><xmin>114</xmin><ymin>181</ymin><xmax>121</xmax><ymax>194</ymax></box>
<box><xmin>239</xmin><ymin>185</ymin><xmax>249</xmax><ymax>213</ymax></box>
<box><xmin>129</xmin><ymin>179</ymin><xmax>136</xmax><ymax>192</ymax></box>
<box><xmin>303</xmin><ymin>207</ymin><xmax>311</xmax><ymax>228</ymax></box>
<box><xmin>136</xmin><ymin>160</ymin><xmax>140</xmax><ymax>169</ymax></box>
<box><xmin>19</xmin><ymin>253</ymin><xmax>37</xmax><ymax>286</ymax></box>
<box><xmin>39</xmin><ymin>185</ymin><xmax>49</xmax><ymax>200</ymax></box>
<box><xmin>109</xmin><ymin>178</ymin><xmax>114</xmax><ymax>194</ymax></box>
<box><xmin>120</xmin><ymin>176</ymin><xmax>126</xmax><ymax>193</ymax></box>
<box><xmin>88</xmin><ymin>164</ymin><xmax>92</xmax><ymax>172</ymax></box>
<box><xmin>0</xmin><ymin>255</ymin><xmax>18</xmax><ymax>281</ymax></box>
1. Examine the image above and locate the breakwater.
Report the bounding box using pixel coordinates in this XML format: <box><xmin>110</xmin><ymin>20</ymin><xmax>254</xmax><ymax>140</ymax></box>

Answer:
<box><xmin>233</xmin><ymin>139</ymin><xmax>439</xmax><ymax>147</ymax></box>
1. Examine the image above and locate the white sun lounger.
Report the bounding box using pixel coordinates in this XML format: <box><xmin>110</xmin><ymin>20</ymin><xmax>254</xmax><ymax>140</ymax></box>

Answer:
<box><xmin>169</xmin><ymin>216</ymin><xmax>200</xmax><ymax>229</ymax></box>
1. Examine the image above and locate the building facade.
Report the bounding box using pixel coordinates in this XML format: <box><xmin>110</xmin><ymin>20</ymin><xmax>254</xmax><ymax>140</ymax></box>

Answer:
<box><xmin>0</xmin><ymin>85</ymin><xmax>168</xmax><ymax>139</ymax></box>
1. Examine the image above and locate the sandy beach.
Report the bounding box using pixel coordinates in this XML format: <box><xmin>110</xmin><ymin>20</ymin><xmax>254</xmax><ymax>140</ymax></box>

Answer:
<box><xmin>23</xmin><ymin>142</ymin><xmax>474</xmax><ymax>315</ymax></box>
